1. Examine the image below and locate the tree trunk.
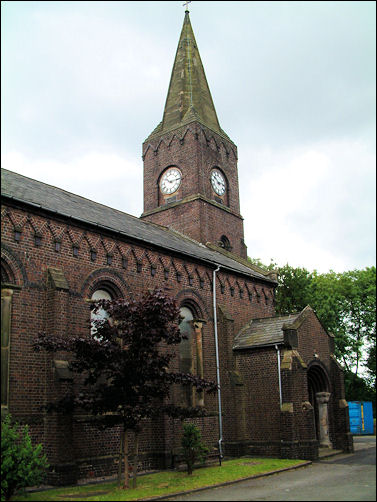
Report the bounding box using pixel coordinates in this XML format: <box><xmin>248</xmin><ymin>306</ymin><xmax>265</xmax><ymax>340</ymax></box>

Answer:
<box><xmin>122</xmin><ymin>429</ymin><xmax>129</xmax><ymax>489</ymax></box>
<box><xmin>132</xmin><ymin>431</ymin><xmax>139</xmax><ymax>489</ymax></box>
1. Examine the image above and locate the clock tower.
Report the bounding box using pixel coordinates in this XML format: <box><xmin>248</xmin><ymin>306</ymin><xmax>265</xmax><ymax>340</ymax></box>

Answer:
<box><xmin>141</xmin><ymin>9</ymin><xmax>247</xmax><ymax>259</ymax></box>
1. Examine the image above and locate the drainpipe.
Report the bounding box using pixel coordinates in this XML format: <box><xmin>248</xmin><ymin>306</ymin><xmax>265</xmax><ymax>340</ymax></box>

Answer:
<box><xmin>275</xmin><ymin>344</ymin><xmax>282</xmax><ymax>408</ymax></box>
<box><xmin>213</xmin><ymin>265</ymin><xmax>223</xmax><ymax>463</ymax></box>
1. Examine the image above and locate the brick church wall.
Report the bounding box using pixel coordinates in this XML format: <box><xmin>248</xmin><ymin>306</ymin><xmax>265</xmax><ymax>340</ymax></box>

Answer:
<box><xmin>296</xmin><ymin>311</ymin><xmax>337</xmax><ymax>450</ymax></box>
<box><xmin>225</xmin><ymin>308</ymin><xmax>352</xmax><ymax>461</ymax></box>
<box><xmin>297</xmin><ymin>312</ymin><xmax>353</xmax><ymax>455</ymax></box>
<box><xmin>230</xmin><ymin>347</ymin><xmax>282</xmax><ymax>457</ymax></box>
<box><xmin>1</xmin><ymin>7</ymin><xmax>353</xmax><ymax>483</ymax></box>
<box><xmin>1</xmin><ymin>201</ymin><xmax>275</xmax><ymax>484</ymax></box>
<box><xmin>296</xmin><ymin>311</ymin><xmax>332</xmax><ymax>372</ymax></box>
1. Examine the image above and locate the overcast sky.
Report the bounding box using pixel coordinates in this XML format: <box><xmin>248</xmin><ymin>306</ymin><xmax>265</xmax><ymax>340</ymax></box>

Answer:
<box><xmin>1</xmin><ymin>1</ymin><xmax>376</xmax><ymax>273</ymax></box>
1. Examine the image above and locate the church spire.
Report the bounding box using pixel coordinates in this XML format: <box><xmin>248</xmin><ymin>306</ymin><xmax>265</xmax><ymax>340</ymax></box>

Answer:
<box><xmin>148</xmin><ymin>10</ymin><xmax>229</xmax><ymax>140</ymax></box>
<box><xmin>142</xmin><ymin>8</ymin><xmax>245</xmax><ymax>258</ymax></box>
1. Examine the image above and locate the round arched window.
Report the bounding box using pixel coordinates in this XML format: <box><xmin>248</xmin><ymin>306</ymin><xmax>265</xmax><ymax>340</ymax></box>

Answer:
<box><xmin>179</xmin><ymin>307</ymin><xmax>195</xmax><ymax>405</ymax></box>
<box><xmin>219</xmin><ymin>235</ymin><xmax>232</xmax><ymax>251</ymax></box>
<box><xmin>179</xmin><ymin>307</ymin><xmax>194</xmax><ymax>369</ymax></box>
<box><xmin>91</xmin><ymin>289</ymin><xmax>112</xmax><ymax>340</ymax></box>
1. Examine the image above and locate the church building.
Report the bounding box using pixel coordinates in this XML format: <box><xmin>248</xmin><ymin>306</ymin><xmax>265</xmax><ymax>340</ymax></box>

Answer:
<box><xmin>1</xmin><ymin>9</ymin><xmax>353</xmax><ymax>485</ymax></box>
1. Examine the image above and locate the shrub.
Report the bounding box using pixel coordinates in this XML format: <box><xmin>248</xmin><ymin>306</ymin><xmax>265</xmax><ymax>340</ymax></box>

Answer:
<box><xmin>181</xmin><ymin>422</ymin><xmax>209</xmax><ymax>475</ymax></box>
<box><xmin>1</xmin><ymin>414</ymin><xmax>49</xmax><ymax>501</ymax></box>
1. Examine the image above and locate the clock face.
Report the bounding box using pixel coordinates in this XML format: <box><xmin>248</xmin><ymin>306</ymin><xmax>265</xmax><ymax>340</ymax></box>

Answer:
<box><xmin>211</xmin><ymin>169</ymin><xmax>226</xmax><ymax>196</ymax></box>
<box><xmin>160</xmin><ymin>168</ymin><xmax>182</xmax><ymax>195</ymax></box>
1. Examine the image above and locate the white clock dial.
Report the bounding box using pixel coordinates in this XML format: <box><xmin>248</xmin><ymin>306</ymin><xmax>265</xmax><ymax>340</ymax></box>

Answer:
<box><xmin>211</xmin><ymin>170</ymin><xmax>226</xmax><ymax>196</ymax></box>
<box><xmin>160</xmin><ymin>168</ymin><xmax>182</xmax><ymax>195</ymax></box>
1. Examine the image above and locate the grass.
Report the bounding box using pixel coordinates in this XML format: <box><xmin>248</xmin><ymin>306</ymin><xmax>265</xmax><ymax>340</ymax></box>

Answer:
<box><xmin>15</xmin><ymin>457</ymin><xmax>307</xmax><ymax>501</ymax></box>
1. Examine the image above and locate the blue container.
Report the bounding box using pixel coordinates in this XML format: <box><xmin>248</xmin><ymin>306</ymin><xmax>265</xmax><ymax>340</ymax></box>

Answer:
<box><xmin>348</xmin><ymin>401</ymin><xmax>374</xmax><ymax>435</ymax></box>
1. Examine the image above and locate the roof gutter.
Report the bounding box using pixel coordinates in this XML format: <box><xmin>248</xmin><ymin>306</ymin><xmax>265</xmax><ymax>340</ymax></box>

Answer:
<box><xmin>233</xmin><ymin>341</ymin><xmax>285</xmax><ymax>351</ymax></box>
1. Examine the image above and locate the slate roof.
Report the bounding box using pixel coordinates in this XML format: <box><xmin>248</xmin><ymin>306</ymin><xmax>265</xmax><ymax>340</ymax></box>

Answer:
<box><xmin>145</xmin><ymin>11</ymin><xmax>231</xmax><ymax>143</ymax></box>
<box><xmin>233</xmin><ymin>312</ymin><xmax>301</xmax><ymax>350</ymax></box>
<box><xmin>1</xmin><ymin>168</ymin><xmax>276</xmax><ymax>283</ymax></box>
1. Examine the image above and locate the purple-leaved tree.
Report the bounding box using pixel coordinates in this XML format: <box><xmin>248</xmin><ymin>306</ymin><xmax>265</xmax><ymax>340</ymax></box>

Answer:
<box><xmin>33</xmin><ymin>288</ymin><xmax>217</xmax><ymax>489</ymax></box>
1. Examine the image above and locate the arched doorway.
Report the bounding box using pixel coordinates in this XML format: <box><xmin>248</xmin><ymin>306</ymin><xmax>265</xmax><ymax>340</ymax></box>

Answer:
<box><xmin>307</xmin><ymin>363</ymin><xmax>332</xmax><ymax>448</ymax></box>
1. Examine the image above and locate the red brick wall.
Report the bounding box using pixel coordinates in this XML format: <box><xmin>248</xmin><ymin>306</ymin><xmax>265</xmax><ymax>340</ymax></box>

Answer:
<box><xmin>224</xmin><ymin>308</ymin><xmax>351</xmax><ymax>460</ymax></box>
<box><xmin>141</xmin><ymin>124</ymin><xmax>247</xmax><ymax>258</ymax></box>
<box><xmin>296</xmin><ymin>311</ymin><xmax>332</xmax><ymax>371</ymax></box>
<box><xmin>295</xmin><ymin>310</ymin><xmax>353</xmax><ymax>454</ymax></box>
<box><xmin>230</xmin><ymin>348</ymin><xmax>281</xmax><ymax>456</ymax></box>
<box><xmin>1</xmin><ymin>201</ymin><xmax>275</xmax><ymax>483</ymax></box>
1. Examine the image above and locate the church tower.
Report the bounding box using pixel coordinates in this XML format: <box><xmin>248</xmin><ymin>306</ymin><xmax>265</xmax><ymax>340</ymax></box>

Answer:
<box><xmin>141</xmin><ymin>8</ymin><xmax>247</xmax><ymax>259</ymax></box>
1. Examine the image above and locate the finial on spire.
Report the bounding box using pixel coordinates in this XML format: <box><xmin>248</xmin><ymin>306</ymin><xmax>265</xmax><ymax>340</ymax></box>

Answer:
<box><xmin>183</xmin><ymin>1</ymin><xmax>191</xmax><ymax>12</ymax></box>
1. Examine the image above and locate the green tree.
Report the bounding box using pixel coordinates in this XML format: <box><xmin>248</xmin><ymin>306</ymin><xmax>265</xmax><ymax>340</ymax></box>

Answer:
<box><xmin>181</xmin><ymin>422</ymin><xmax>209</xmax><ymax>475</ymax></box>
<box><xmin>275</xmin><ymin>264</ymin><xmax>314</xmax><ymax>315</ymax></box>
<box><xmin>1</xmin><ymin>414</ymin><xmax>49</xmax><ymax>502</ymax></box>
<box><xmin>366</xmin><ymin>344</ymin><xmax>376</xmax><ymax>388</ymax></box>
<box><xmin>310</xmin><ymin>268</ymin><xmax>376</xmax><ymax>379</ymax></box>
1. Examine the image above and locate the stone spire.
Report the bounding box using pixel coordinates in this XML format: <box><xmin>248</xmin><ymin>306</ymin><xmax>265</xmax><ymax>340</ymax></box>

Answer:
<box><xmin>147</xmin><ymin>11</ymin><xmax>230</xmax><ymax>141</ymax></box>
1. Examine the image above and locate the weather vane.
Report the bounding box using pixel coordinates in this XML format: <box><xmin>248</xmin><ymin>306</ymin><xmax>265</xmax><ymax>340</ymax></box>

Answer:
<box><xmin>183</xmin><ymin>1</ymin><xmax>191</xmax><ymax>12</ymax></box>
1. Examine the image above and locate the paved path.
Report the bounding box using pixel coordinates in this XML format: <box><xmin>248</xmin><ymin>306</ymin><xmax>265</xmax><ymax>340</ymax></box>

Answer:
<box><xmin>166</xmin><ymin>436</ymin><xmax>376</xmax><ymax>501</ymax></box>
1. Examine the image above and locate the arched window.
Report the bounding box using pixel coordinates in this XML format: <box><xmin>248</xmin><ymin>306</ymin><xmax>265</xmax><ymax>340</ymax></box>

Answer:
<box><xmin>1</xmin><ymin>259</ymin><xmax>16</xmax><ymax>409</ymax></box>
<box><xmin>179</xmin><ymin>307</ymin><xmax>194</xmax><ymax>406</ymax></box>
<box><xmin>178</xmin><ymin>305</ymin><xmax>205</xmax><ymax>407</ymax></box>
<box><xmin>179</xmin><ymin>307</ymin><xmax>194</xmax><ymax>371</ymax></box>
<box><xmin>219</xmin><ymin>235</ymin><xmax>232</xmax><ymax>251</ymax></box>
<box><xmin>90</xmin><ymin>289</ymin><xmax>112</xmax><ymax>340</ymax></box>
<box><xmin>1</xmin><ymin>288</ymin><xmax>13</xmax><ymax>408</ymax></box>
